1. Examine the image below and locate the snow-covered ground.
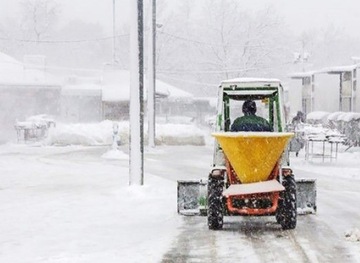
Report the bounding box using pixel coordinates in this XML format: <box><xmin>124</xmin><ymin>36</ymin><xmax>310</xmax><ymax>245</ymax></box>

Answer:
<box><xmin>0</xmin><ymin>121</ymin><xmax>209</xmax><ymax>263</ymax></box>
<box><xmin>0</xmin><ymin>143</ymin><xmax>179</xmax><ymax>263</ymax></box>
<box><xmin>0</xmin><ymin>121</ymin><xmax>360</xmax><ymax>262</ymax></box>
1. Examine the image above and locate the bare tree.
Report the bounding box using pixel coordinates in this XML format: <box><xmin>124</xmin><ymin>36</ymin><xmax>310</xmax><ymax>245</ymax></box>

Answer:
<box><xmin>51</xmin><ymin>20</ymin><xmax>111</xmax><ymax>68</ymax></box>
<box><xmin>198</xmin><ymin>2</ymin><xmax>286</xmax><ymax>79</ymax></box>
<box><xmin>155</xmin><ymin>0</ymin><xmax>288</xmax><ymax>95</ymax></box>
<box><xmin>20</xmin><ymin>0</ymin><xmax>59</xmax><ymax>43</ymax></box>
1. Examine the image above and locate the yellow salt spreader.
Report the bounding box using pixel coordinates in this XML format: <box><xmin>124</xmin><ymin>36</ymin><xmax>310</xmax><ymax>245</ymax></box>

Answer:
<box><xmin>208</xmin><ymin>132</ymin><xmax>296</xmax><ymax>229</ymax></box>
<box><xmin>177</xmin><ymin>78</ymin><xmax>316</xmax><ymax>230</ymax></box>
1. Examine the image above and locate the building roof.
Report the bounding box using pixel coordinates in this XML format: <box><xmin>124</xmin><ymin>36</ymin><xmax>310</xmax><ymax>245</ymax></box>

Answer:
<box><xmin>288</xmin><ymin>70</ymin><xmax>321</xmax><ymax>79</ymax></box>
<box><xmin>101</xmin><ymin>70</ymin><xmax>193</xmax><ymax>102</ymax></box>
<box><xmin>0</xmin><ymin>52</ymin><xmax>59</xmax><ymax>85</ymax></box>
<box><xmin>62</xmin><ymin>84</ymin><xmax>102</xmax><ymax>96</ymax></box>
<box><xmin>289</xmin><ymin>64</ymin><xmax>360</xmax><ymax>79</ymax></box>
<box><xmin>323</xmin><ymin>64</ymin><xmax>359</xmax><ymax>74</ymax></box>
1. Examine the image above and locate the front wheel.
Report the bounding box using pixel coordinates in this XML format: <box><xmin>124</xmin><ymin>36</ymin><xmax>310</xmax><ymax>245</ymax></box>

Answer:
<box><xmin>207</xmin><ymin>177</ymin><xmax>224</xmax><ymax>230</ymax></box>
<box><xmin>277</xmin><ymin>175</ymin><xmax>297</xmax><ymax>230</ymax></box>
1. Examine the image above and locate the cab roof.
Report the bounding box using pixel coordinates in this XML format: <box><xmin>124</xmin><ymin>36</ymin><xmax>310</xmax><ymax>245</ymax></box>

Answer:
<box><xmin>220</xmin><ymin>78</ymin><xmax>282</xmax><ymax>100</ymax></box>
<box><xmin>220</xmin><ymin>78</ymin><xmax>281</xmax><ymax>89</ymax></box>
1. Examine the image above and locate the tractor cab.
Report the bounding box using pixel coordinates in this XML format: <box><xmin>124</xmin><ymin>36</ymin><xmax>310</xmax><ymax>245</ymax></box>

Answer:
<box><xmin>215</xmin><ymin>78</ymin><xmax>286</xmax><ymax>133</ymax></box>
<box><xmin>213</xmin><ymin>78</ymin><xmax>289</xmax><ymax>167</ymax></box>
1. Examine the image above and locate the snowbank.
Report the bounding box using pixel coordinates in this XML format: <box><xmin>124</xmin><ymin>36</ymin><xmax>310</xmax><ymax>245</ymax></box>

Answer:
<box><xmin>101</xmin><ymin>149</ymin><xmax>129</xmax><ymax>160</ymax></box>
<box><xmin>155</xmin><ymin>123</ymin><xmax>206</xmax><ymax>146</ymax></box>
<box><xmin>337</xmin><ymin>112</ymin><xmax>360</xmax><ymax>122</ymax></box>
<box><xmin>306</xmin><ymin>111</ymin><xmax>330</xmax><ymax>122</ymax></box>
<box><xmin>44</xmin><ymin>120</ymin><xmax>207</xmax><ymax>146</ymax></box>
<box><xmin>312</xmin><ymin>111</ymin><xmax>360</xmax><ymax>123</ymax></box>
<box><xmin>327</xmin><ymin>111</ymin><xmax>346</xmax><ymax>121</ymax></box>
<box><xmin>45</xmin><ymin>121</ymin><xmax>116</xmax><ymax>146</ymax></box>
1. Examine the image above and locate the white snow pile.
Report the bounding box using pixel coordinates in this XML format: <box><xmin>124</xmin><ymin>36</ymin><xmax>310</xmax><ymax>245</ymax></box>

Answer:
<box><xmin>45</xmin><ymin>121</ymin><xmax>116</xmax><ymax>146</ymax></box>
<box><xmin>337</xmin><ymin>112</ymin><xmax>360</xmax><ymax>122</ymax></box>
<box><xmin>308</xmin><ymin>111</ymin><xmax>360</xmax><ymax>123</ymax></box>
<box><xmin>43</xmin><ymin>120</ymin><xmax>207</xmax><ymax>146</ymax></box>
<box><xmin>327</xmin><ymin>111</ymin><xmax>345</xmax><ymax>121</ymax></box>
<box><xmin>101</xmin><ymin>148</ymin><xmax>129</xmax><ymax>160</ymax></box>
<box><xmin>296</xmin><ymin>123</ymin><xmax>343</xmax><ymax>141</ymax></box>
<box><xmin>345</xmin><ymin>228</ymin><xmax>360</xmax><ymax>242</ymax></box>
<box><xmin>306</xmin><ymin>111</ymin><xmax>330</xmax><ymax>123</ymax></box>
<box><xmin>327</xmin><ymin>111</ymin><xmax>360</xmax><ymax>122</ymax></box>
<box><xmin>155</xmin><ymin>123</ymin><xmax>206</xmax><ymax>145</ymax></box>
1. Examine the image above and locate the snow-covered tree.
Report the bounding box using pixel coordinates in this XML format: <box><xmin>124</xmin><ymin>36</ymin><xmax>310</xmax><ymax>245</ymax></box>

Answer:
<box><xmin>155</xmin><ymin>0</ymin><xmax>290</xmax><ymax>95</ymax></box>
<box><xmin>20</xmin><ymin>0</ymin><xmax>60</xmax><ymax>42</ymax></box>
<box><xmin>53</xmin><ymin>20</ymin><xmax>111</xmax><ymax>68</ymax></box>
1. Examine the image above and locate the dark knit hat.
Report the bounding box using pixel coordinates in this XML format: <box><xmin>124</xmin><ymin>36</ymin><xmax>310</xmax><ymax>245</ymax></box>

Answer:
<box><xmin>242</xmin><ymin>100</ymin><xmax>257</xmax><ymax>114</ymax></box>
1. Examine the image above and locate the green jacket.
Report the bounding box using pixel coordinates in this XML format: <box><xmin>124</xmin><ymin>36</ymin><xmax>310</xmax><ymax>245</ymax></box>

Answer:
<box><xmin>231</xmin><ymin>115</ymin><xmax>272</xmax><ymax>132</ymax></box>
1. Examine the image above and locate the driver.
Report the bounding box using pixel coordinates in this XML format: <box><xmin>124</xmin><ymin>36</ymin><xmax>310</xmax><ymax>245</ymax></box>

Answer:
<box><xmin>231</xmin><ymin>99</ymin><xmax>273</xmax><ymax>132</ymax></box>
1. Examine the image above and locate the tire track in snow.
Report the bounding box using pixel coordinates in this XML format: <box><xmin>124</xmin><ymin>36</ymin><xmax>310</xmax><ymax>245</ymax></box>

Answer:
<box><xmin>161</xmin><ymin>216</ymin><xmax>217</xmax><ymax>263</ymax></box>
<box><xmin>240</xmin><ymin>215</ymin><xmax>353</xmax><ymax>263</ymax></box>
<box><xmin>162</xmin><ymin>214</ymin><xmax>357</xmax><ymax>263</ymax></box>
<box><xmin>230</xmin><ymin>217</ymin><xmax>312</xmax><ymax>263</ymax></box>
<box><xmin>161</xmin><ymin>216</ymin><xmax>261</xmax><ymax>263</ymax></box>
<box><xmin>294</xmin><ymin>215</ymin><xmax>356</xmax><ymax>262</ymax></box>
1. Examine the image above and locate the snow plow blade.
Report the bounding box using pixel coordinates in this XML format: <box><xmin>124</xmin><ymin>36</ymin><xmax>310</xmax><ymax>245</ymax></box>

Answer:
<box><xmin>177</xmin><ymin>179</ymin><xmax>316</xmax><ymax>215</ymax></box>
<box><xmin>296</xmin><ymin>179</ymin><xmax>317</xmax><ymax>214</ymax></box>
<box><xmin>177</xmin><ymin>180</ymin><xmax>207</xmax><ymax>216</ymax></box>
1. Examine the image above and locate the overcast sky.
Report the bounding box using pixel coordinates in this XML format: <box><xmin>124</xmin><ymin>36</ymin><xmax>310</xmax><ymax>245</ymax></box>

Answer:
<box><xmin>1</xmin><ymin>0</ymin><xmax>360</xmax><ymax>38</ymax></box>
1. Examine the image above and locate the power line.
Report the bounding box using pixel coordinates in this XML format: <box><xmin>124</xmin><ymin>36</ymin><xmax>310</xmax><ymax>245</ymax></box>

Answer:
<box><xmin>157</xmin><ymin>73</ymin><xmax>219</xmax><ymax>87</ymax></box>
<box><xmin>158</xmin><ymin>62</ymin><xmax>293</xmax><ymax>75</ymax></box>
<box><xmin>158</xmin><ymin>67</ymin><xmax>257</xmax><ymax>74</ymax></box>
<box><xmin>159</xmin><ymin>31</ymin><xmax>302</xmax><ymax>49</ymax></box>
<box><xmin>158</xmin><ymin>31</ymin><xmax>270</xmax><ymax>48</ymax></box>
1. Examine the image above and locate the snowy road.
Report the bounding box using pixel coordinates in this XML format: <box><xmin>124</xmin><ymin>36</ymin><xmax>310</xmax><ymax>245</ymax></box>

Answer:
<box><xmin>0</xmin><ymin>143</ymin><xmax>359</xmax><ymax>262</ymax></box>
<box><xmin>145</xmin><ymin>145</ymin><xmax>360</xmax><ymax>263</ymax></box>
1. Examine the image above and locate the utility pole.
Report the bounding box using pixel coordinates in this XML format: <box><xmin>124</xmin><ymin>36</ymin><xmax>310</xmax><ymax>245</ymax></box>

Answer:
<box><xmin>147</xmin><ymin>0</ymin><xmax>156</xmax><ymax>148</ymax></box>
<box><xmin>129</xmin><ymin>0</ymin><xmax>144</xmax><ymax>185</ymax></box>
<box><xmin>113</xmin><ymin>0</ymin><xmax>117</xmax><ymax>63</ymax></box>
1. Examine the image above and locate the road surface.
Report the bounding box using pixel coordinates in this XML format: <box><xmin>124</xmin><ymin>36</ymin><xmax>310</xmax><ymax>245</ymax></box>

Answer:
<box><xmin>143</xmin><ymin>146</ymin><xmax>360</xmax><ymax>263</ymax></box>
<box><xmin>1</xmin><ymin>144</ymin><xmax>359</xmax><ymax>262</ymax></box>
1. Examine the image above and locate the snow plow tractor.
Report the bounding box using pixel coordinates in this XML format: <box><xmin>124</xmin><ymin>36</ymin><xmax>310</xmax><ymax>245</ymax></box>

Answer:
<box><xmin>177</xmin><ymin>78</ymin><xmax>316</xmax><ymax>230</ymax></box>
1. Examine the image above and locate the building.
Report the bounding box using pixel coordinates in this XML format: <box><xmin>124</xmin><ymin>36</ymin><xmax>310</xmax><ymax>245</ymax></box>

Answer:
<box><xmin>0</xmin><ymin>52</ymin><xmax>61</xmax><ymax>141</ymax></box>
<box><xmin>322</xmin><ymin>65</ymin><xmax>359</xmax><ymax>112</ymax></box>
<box><xmin>289</xmin><ymin>65</ymin><xmax>359</xmax><ymax>114</ymax></box>
<box><xmin>100</xmin><ymin>69</ymin><xmax>195</xmax><ymax>121</ymax></box>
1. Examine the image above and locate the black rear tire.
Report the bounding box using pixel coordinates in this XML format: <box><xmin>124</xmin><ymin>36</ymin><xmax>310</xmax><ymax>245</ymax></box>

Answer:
<box><xmin>207</xmin><ymin>177</ymin><xmax>224</xmax><ymax>230</ymax></box>
<box><xmin>275</xmin><ymin>203</ymin><xmax>283</xmax><ymax>224</ymax></box>
<box><xmin>277</xmin><ymin>175</ymin><xmax>297</xmax><ymax>230</ymax></box>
